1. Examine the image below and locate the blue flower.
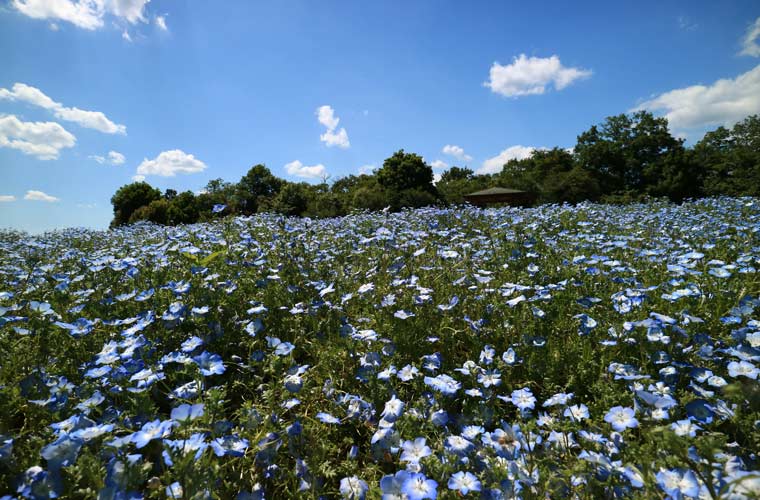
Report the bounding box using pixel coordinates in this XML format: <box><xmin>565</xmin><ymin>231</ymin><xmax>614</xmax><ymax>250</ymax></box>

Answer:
<box><xmin>400</xmin><ymin>437</ymin><xmax>431</xmax><ymax>463</ymax></box>
<box><xmin>448</xmin><ymin>471</ymin><xmax>481</xmax><ymax>495</ymax></box>
<box><xmin>401</xmin><ymin>473</ymin><xmax>438</xmax><ymax>500</ymax></box>
<box><xmin>193</xmin><ymin>351</ymin><xmax>226</xmax><ymax>376</ymax></box>
<box><xmin>212</xmin><ymin>204</ymin><xmax>227</xmax><ymax>213</ymax></box>
<box><xmin>316</xmin><ymin>412</ymin><xmax>341</xmax><ymax>424</ymax></box>
<box><xmin>130</xmin><ymin>419</ymin><xmax>174</xmax><ymax>448</ymax></box>
<box><xmin>170</xmin><ymin>403</ymin><xmax>205</xmax><ymax>422</ymax></box>
<box><xmin>339</xmin><ymin>476</ymin><xmax>368</xmax><ymax>500</ymax></box>
<box><xmin>604</xmin><ymin>406</ymin><xmax>638</xmax><ymax>432</ymax></box>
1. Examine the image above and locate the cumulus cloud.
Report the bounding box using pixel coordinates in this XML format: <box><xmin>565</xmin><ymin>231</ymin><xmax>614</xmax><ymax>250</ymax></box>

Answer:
<box><xmin>285</xmin><ymin>160</ymin><xmax>327</xmax><ymax>179</ymax></box>
<box><xmin>132</xmin><ymin>174</ymin><xmax>145</xmax><ymax>182</ymax></box>
<box><xmin>442</xmin><ymin>144</ymin><xmax>472</xmax><ymax>162</ymax></box>
<box><xmin>136</xmin><ymin>149</ymin><xmax>207</xmax><ymax>177</ymax></box>
<box><xmin>316</xmin><ymin>105</ymin><xmax>350</xmax><ymax>148</ymax></box>
<box><xmin>0</xmin><ymin>115</ymin><xmax>76</xmax><ymax>160</ymax></box>
<box><xmin>430</xmin><ymin>159</ymin><xmax>449</xmax><ymax>170</ymax></box>
<box><xmin>632</xmin><ymin>64</ymin><xmax>760</xmax><ymax>131</ymax></box>
<box><xmin>11</xmin><ymin>0</ymin><xmax>150</xmax><ymax>30</ymax></box>
<box><xmin>740</xmin><ymin>17</ymin><xmax>760</xmax><ymax>57</ymax></box>
<box><xmin>478</xmin><ymin>145</ymin><xmax>538</xmax><ymax>174</ymax></box>
<box><xmin>155</xmin><ymin>14</ymin><xmax>167</xmax><ymax>31</ymax></box>
<box><xmin>24</xmin><ymin>190</ymin><xmax>59</xmax><ymax>202</ymax></box>
<box><xmin>91</xmin><ymin>150</ymin><xmax>125</xmax><ymax>165</ymax></box>
<box><xmin>485</xmin><ymin>54</ymin><xmax>591</xmax><ymax>97</ymax></box>
<box><xmin>0</xmin><ymin>82</ymin><xmax>126</xmax><ymax>134</ymax></box>
<box><xmin>0</xmin><ymin>195</ymin><xmax>16</xmax><ymax>202</ymax></box>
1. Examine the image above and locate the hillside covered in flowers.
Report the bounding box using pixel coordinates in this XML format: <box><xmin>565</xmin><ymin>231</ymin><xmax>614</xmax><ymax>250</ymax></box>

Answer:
<box><xmin>1</xmin><ymin>198</ymin><xmax>759</xmax><ymax>498</ymax></box>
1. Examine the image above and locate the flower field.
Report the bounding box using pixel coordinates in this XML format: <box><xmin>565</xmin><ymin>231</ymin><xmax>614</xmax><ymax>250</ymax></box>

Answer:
<box><xmin>1</xmin><ymin>198</ymin><xmax>759</xmax><ymax>499</ymax></box>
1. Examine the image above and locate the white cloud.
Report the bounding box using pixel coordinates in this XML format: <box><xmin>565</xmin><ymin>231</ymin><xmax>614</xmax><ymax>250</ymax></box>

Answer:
<box><xmin>136</xmin><ymin>149</ymin><xmax>207</xmax><ymax>177</ymax></box>
<box><xmin>485</xmin><ymin>54</ymin><xmax>591</xmax><ymax>97</ymax></box>
<box><xmin>91</xmin><ymin>150</ymin><xmax>125</xmax><ymax>165</ymax></box>
<box><xmin>285</xmin><ymin>160</ymin><xmax>327</xmax><ymax>179</ymax></box>
<box><xmin>632</xmin><ymin>64</ymin><xmax>760</xmax><ymax>130</ymax></box>
<box><xmin>358</xmin><ymin>164</ymin><xmax>375</xmax><ymax>175</ymax></box>
<box><xmin>442</xmin><ymin>144</ymin><xmax>472</xmax><ymax>162</ymax></box>
<box><xmin>0</xmin><ymin>114</ymin><xmax>76</xmax><ymax>160</ymax></box>
<box><xmin>316</xmin><ymin>105</ymin><xmax>350</xmax><ymax>148</ymax></box>
<box><xmin>24</xmin><ymin>190</ymin><xmax>59</xmax><ymax>202</ymax></box>
<box><xmin>0</xmin><ymin>195</ymin><xmax>16</xmax><ymax>202</ymax></box>
<box><xmin>740</xmin><ymin>17</ymin><xmax>760</xmax><ymax>57</ymax></box>
<box><xmin>121</xmin><ymin>29</ymin><xmax>132</xmax><ymax>41</ymax></box>
<box><xmin>0</xmin><ymin>82</ymin><xmax>126</xmax><ymax>134</ymax></box>
<box><xmin>478</xmin><ymin>145</ymin><xmax>537</xmax><ymax>174</ymax></box>
<box><xmin>430</xmin><ymin>159</ymin><xmax>449</xmax><ymax>170</ymax></box>
<box><xmin>155</xmin><ymin>14</ymin><xmax>166</xmax><ymax>31</ymax></box>
<box><xmin>108</xmin><ymin>0</ymin><xmax>149</xmax><ymax>24</ymax></box>
<box><xmin>132</xmin><ymin>174</ymin><xmax>145</xmax><ymax>182</ymax></box>
<box><xmin>320</xmin><ymin>127</ymin><xmax>350</xmax><ymax>148</ymax></box>
<box><xmin>11</xmin><ymin>0</ymin><xmax>151</xmax><ymax>30</ymax></box>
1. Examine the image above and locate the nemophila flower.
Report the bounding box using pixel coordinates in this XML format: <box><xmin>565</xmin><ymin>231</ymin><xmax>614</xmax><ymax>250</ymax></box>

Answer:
<box><xmin>401</xmin><ymin>472</ymin><xmax>438</xmax><ymax>500</ymax></box>
<box><xmin>448</xmin><ymin>471</ymin><xmax>481</xmax><ymax>495</ymax></box>
<box><xmin>211</xmin><ymin>435</ymin><xmax>249</xmax><ymax>457</ymax></box>
<box><xmin>445</xmin><ymin>435</ymin><xmax>475</xmax><ymax>456</ymax></box>
<box><xmin>377</xmin><ymin>365</ymin><xmax>397</xmax><ymax>380</ymax></box>
<box><xmin>656</xmin><ymin>468</ymin><xmax>701</xmax><ymax>498</ymax></box>
<box><xmin>131</xmin><ymin>419</ymin><xmax>174</xmax><ymax>448</ymax></box>
<box><xmin>166</xmin><ymin>481</ymin><xmax>183</xmax><ymax>499</ymax></box>
<box><xmin>685</xmin><ymin>399</ymin><xmax>714</xmax><ymax>424</ymax></box>
<box><xmin>510</xmin><ymin>388</ymin><xmax>536</xmax><ymax>411</ymax></box>
<box><xmin>180</xmin><ymin>336</ymin><xmax>204</xmax><ymax>352</ymax></box>
<box><xmin>671</xmin><ymin>419</ymin><xmax>700</xmax><ymax>437</ymax></box>
<box><xmin>479</xmin><ymin>345</ymin><xmax>495</xmax><ymax>365</ymax></box>
<box><xmin>380</xmin><ymin>395</ymin><xmax>404</xmax><ymax>423</ymax></box>
<box><xmin>424</xmin><ymin>374</ymin><xmax>461</xmax><ymax>396</ymax></box>
<box><xmin>358</xmin><ymin>283</ymin><xmax>374</xmax><ymax>294</ymax></box>
<box><xmin>727</xmin><ymin>360</ymin><xmax>758</xmax><ymax>379</ymax></box>
<box><xmin>604</xmin><ymin>406</ymin><xmax>638</xmax><ymax>432</ymax></box>
<box><xmin>316</xmin><ymin>412</ymin><xmax>341</xmax><ymax>424</ymax></box>
<box><xmin>212</xmin><ymin>203</ymin><xmax>227</xmax><ymax>213</ymax></box>
<box><xmin>193</xmin><ymin>351</ymin><xmax>226</xmax><ymax>376</ymax></box>
<box><xmin>71</xmin><ymin>423</ymin><xmax>113</xmax><ymax>442</ymax></box>
<box><xmin>543</xmin><ymin>392</ymin><xmax>573</xmax><ymax>407</ymax></box>
<box><xmin>502</xmin><ymin>347</ymin><xmax>521</xmax><ymax>365</ymax></box>
<box><xmin>394</xmin><ymin>310</ymin><xmax>415</xmax><ymax>320</ymax></box>
<box><xmin>340</xmin><ymin>476</ymin><xmax>368</xmax><ymax>500</ymax></box>
<box><xmin>41</xmin><ymin>435</ymin><xmax>83</xmax><ymax>469</ymax></box>
<box><xmin>563</xmin><ymin>404</ymin><xmax>589</xmax><ymax>422</ymax></box>
<box><xmin>266</xmin><ymin>336</ymin><xmax>295</xmax><ymax>356</ymax></box>
<box><xmin>400</xmin><ymin>438</ymin><xmax>432</xmax><ymax>463</ymax></box>
<box><xmin>246</xmin><ymin>318</ymin><xmax>265</xmax><ymax>336</ymax></box>
<box><xmin>284</xmin><ymin>374</ymin><xmax>304</xmax><ymax>393</ymax></box>
<box><xmin>380</xmin><ymin>470</ymin><xmax>410</xmax><ymax>498</ymax></box>
<box><xmin>398</xmin><ymin>365</ymin><xmax>420</xmax><ymax>382</ymax></box>
<box><xmin>171</xmin><ymin>403</ymin><xmax>205</xmax><ymax>422</ymax></box>
<box><xmin>478</xmin><ymin>369</ymin><xmax>501</xmax><ymax>388</ymax></box>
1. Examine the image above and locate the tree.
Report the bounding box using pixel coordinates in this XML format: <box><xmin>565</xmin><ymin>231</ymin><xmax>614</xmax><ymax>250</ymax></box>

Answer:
<box><xmin>111</xmin><ymin>182</ymin><xmax>162</xmax><ymax>226</ymax></box>
<box><xmin>377</xmin><ymin>150</ymin><xmax>435</xmax><ymax>194</ymax></box>
<box><xmin>129</xmin><ymin>199</ymin><xmax>170</xmax><ymax>224</ymax></box>
<box><xmin>376</xmin><ymin>150</ymin><xmax>437</xmax><ymax>209</ymax></box>
<box><xmin>167</xmin><ymin>191</ymin><xmax>200</xmax><ymax>225</ymax></box>
<box><xmin>237</xmin><ymin>164</ymin><xmax>284</xmax><ymax>214</ymax></box>
<box><xmin>439</xmin><ymin>166</ymin><xmax>474</xmax><ymax>184</ymax></box>
<box><xmin>575</xmin><ymin>111</ymin><xmax>684</xmax><ymax>196</ymax></box>
<box><xmin>697</xmin><ymin>115</ymin><xmax>760</xmax><ymax>197</ymax></box>
<box><xmin>271</xmin><ymin>182</ymin><xmax>310</xmax><ymax>216</ymax></box>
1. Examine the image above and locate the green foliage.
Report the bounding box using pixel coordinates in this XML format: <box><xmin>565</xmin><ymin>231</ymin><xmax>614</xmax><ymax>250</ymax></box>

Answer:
<box><xmin>111</xmin><ymin>113</ymin><xmax>760</xmax><ymax>226</ymax></box>
<box><xmin>237</xmin><ymin>164</ymin><xmax>284</xmax><ymax>214</ymax></box>
<box><xmin>376</xmin><ymin>150</ymin><xmax>437</xmax><ymax>209</ymax></box>
<box><xmin>110</xmin><ymin>182</ymin><xmax>162</xmax><ymax>226</ymax></box>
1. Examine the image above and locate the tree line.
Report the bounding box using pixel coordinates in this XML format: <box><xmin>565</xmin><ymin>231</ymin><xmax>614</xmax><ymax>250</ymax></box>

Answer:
<box><xmin>111</xmin><ymin>111</ymin><xmax>760</xmax><ymax>226</ymax></box>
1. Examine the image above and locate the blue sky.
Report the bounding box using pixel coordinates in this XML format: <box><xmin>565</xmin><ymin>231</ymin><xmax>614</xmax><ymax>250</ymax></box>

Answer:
<box><xmin>1</xmin><ymin>0</ymin><xmax>759</xmax><ymax>232</ymax></box>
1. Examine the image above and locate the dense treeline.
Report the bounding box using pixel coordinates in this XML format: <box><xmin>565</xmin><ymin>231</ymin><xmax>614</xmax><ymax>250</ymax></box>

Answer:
<box><xmin>111</xmin><ymin>112</ymin><xmax>760</xmax><ymax>226</ymax></box>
